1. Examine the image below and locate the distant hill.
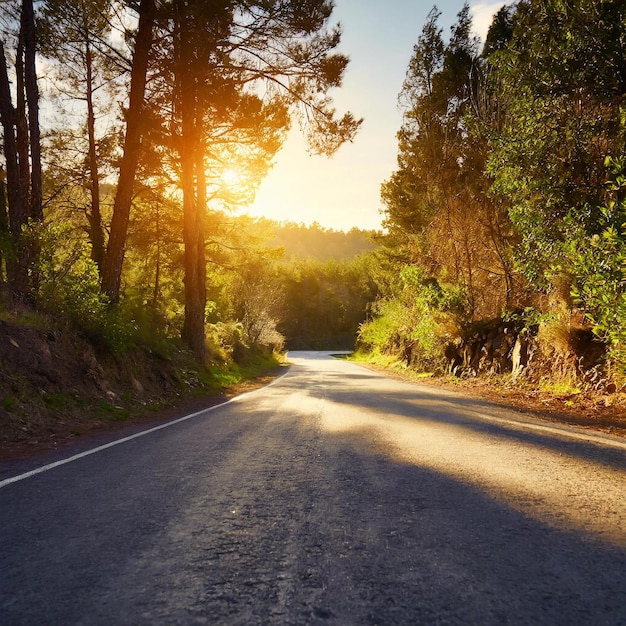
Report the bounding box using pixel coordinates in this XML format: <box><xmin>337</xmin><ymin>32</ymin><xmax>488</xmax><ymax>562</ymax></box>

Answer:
<box><xmin>269</xmin><ymin>222</ymin><xmax>377</xmax><ymax>261</ymax></box>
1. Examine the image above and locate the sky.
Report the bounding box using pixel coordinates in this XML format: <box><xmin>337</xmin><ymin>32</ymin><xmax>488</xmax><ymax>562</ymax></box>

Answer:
<box><xmin>242</xmin><ymin>1</ymin><xmax>507</xmax><ymax>232</ymax></box>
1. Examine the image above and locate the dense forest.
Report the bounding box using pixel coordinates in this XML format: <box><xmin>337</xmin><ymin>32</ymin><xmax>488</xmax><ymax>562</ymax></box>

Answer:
<box><xmin>0</xmin><ymin>0</ymin><xmax>373</xmax><ymax>446</ymax></box>
<box><xmin>0</xmin><ymin>0</ymin><xmax>365</xmax><ymax>361</ymax></box>
<box><xmin>359</xmin><ymin>0</ymin><xmax>626</xmax><ymax>395</ymax></box>
<box><xmin>1</xmin><ymin>0</ymin><xmax>626</xmax><ymax>443</ymax></box>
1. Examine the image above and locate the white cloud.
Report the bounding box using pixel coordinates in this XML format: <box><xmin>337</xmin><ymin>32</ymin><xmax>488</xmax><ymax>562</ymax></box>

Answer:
<box><xmin>470</xmin><ymin>1</ymin><xmax>507</xmax><ymax>42</ymax></box>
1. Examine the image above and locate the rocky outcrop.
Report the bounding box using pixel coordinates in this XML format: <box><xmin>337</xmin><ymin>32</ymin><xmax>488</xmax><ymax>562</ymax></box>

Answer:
<box><xmin>445</xmin><ymin>318</ymin><xmax>526</xmax><ymax>377</ymax></box>
<box><xmin>444</xmin><ymin>315</ymin><xmax>608</xmax><ymax>385</ymax></box>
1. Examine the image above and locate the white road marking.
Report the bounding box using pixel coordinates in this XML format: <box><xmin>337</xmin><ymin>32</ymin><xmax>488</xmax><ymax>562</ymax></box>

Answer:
<box><xmin>0</xmin><ymin>372</ymin><xmax>287</xmax><ymax>490</ymax></box>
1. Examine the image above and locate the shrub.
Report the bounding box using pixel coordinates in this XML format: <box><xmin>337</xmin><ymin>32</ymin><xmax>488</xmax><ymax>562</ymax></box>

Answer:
<box><xmin>565</xmin><ymin>157</ymin><xmax>626</xmax><ymax>374</ymax></box>
<box><xmin>36</xmin><ymin>223</ymin><xmax>152</xmax><ymax>353</ymax></box>
<box><xmin>358</xmin><ymin>266</ymin><xmax>465</xmax><ymax>373</ymax></box>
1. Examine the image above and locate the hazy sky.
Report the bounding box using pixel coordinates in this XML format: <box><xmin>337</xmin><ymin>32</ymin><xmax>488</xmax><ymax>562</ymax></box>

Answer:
<box><xmin>243</xmin><ymin>1</ymin><xmax>507</xmax><ymax>232</ymax></box>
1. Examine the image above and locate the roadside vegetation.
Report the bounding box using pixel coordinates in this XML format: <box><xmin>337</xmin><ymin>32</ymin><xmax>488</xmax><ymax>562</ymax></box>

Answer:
<box><xmin>356</xmin><ymin>1</ymin><xmax>626</xmax><ymax>420</ymax></box>
<box><xmin>0</xmin><ymin>219</ymin><xmax>376</xmax><ymax>455</ymax></box>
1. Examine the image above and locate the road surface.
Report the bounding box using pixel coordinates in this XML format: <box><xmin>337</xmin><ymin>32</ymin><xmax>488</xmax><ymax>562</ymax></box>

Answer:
<box><xmin>1</xmin><ymin>351</ymin><xmax>626</xmax><ymax>624</ymax></box>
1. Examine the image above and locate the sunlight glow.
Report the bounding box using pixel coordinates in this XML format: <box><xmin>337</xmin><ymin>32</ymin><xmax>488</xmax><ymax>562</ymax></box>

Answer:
<box><xmin>242</xmin><ymin>2</ymin><xmax>511</xmax><ymax>232</ymax></box>
<box><xmin>221</xmin><ymin>168</ymin><xmax>241</xmax><ymax>188</ymax></box>
<box><xmin>320</xmin><ymin>402</ymin><xmax>626</xmax><ymax>545</ymax></box>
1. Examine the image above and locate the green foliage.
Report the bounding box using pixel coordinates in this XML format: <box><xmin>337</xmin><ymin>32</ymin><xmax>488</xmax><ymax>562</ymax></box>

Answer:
<box><xmin>567</xmin><ymin>157</ymin><xmax>626</xmax><ymax>368</ymax></box>
<box><xmin>95</xmin><ymin>399</ymin><xmax>130</xmax><ymax>422</ymax></box>
<box><xmin>197</xmin><ymin>349</ymin><xmax>283</xmax><ymax>394</ymax></box>
<box><xmin>399</xmin><ymin>266</ymin><xmax>465</xmax><ymax>313</ymax></box>
<box><xmin>205</xmin><ymin>322</ymin><xmax>245</xmax><ymax>363</ymax></box>
<box><xmin>501</xmin><ymin>305</ymin><xmax>548</xmax><ymax>328</ymax></box>
<box><xmin>276</xmin><ymin>253</ymin><xmax>379</xmax><ymax>350</ymax></box>
<box><xmin>358</xmin><ymin>265</ymin><xmax>464</xmax><ymax>372</ymax></box>
<box><xmin>1</xmin><ymin>396</ymin><xmax>17</xmax><ymax>411</ymax></box>
<box><xmin>481</xmin><ymin>5</ymin><xmax>514</xmax><ymax>57</ymax></box>
<box><xmin>37</xmin><ymin>223</ymin><xmax>107</xmax><ymax>320</ymax></box>
<box><xmin>35</xmin><ymin>222</ymin><xmax>162</xmax><ymax>353</ymax></box>
<box><xmin>368</xmin><ymin>0</ymin><xmax>626</xmax><ymax>380</ymax></box>
<box><xmin>43</xmin><ymin>392</ymin><xmax>71</xmax><ymax>411</ymax></box>
<box><xmin>381</xmin><ymin>3</ymin><xmax>519</xmax><ymax>320</ymax></box>
<box><xmin>487</xmin><ymin>0</ymin><xmax>626</xmax><ymax>289</ymax></box>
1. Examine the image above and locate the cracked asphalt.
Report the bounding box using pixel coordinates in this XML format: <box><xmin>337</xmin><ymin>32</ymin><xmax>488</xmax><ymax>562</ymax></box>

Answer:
<box><xmin>1</xmin><ymin>351</ymin><xmax>626</xmax><ymax>625</ymax></box>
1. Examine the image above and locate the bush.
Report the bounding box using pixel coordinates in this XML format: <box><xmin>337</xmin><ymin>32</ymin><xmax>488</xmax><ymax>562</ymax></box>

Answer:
<box><xmin>565</xmin><ymin>157</ymin><xmax>626</xmax><ymax>374</ymax></box>
<box><xmin>36</xmin><ymin>223</ymin><xmax>163</xmax><ymax>353</ymax></box>
<box><xmin>358</xmin><ymin>266</ymin><xmax>464</xmax><ymax>373</ymax></box>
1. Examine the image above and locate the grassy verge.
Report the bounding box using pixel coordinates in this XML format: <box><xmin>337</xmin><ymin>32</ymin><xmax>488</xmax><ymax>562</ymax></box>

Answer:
<box><xmin>348</xmin><ymin>349</ymin><xmax>435</xmax><ymax>380</ymax></box>
<box><xmin>198</xmin><ymin>351</ymin><xmax>285</xmax><ymax>394</ymax></box>
<box><xmin>0</xmin><ymin>341</ymin><xmax>286</xmax><ymax>461</ymax></box>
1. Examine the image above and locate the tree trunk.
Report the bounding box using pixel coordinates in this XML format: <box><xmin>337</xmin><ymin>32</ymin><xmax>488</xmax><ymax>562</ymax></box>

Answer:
<box><xmin>101</xmin><ymin>0</ymin><xmax>156</xmax><ymax>302</ymax></box>
<box><xmin>22</xmin><ymin>0</ymin><xmax>41</xmax><ymax>222</ymax></box>
<box><xmin>151</xmin><ymin>199</ymin><xmax>160</xmax><ymax>308</ymax></box>
<box><xmin>0</xmin><ymin>42</ymin><xmax>28</xmax><ymax>295</ymax></box>
<box><xmin>190</xmin><ymin>126</ymin><xmax>208</xmax><ymax>356</ymax></box>
<box><xmin>85</xmin><ymin>39</ymin><xmax>105</xmax><ymax>273</ymax></box>
<box><xmin>15</xmin><ymin>32</ymin><xmax>30</xmax><ymax>213</ymax></box>
<box><xmin>178</xmin><ymin>12</ymin><xmax>207</xmax><ymax>362</ymax></box>
<box><xmin>0</xmin><ymin>174</ymin><xmax>7</xmax><ymax>285</ymax></box>
<box><xmin>181</xmin><ymin>181</ymin><xmax>207</xmax><ymax>362</ymax></box>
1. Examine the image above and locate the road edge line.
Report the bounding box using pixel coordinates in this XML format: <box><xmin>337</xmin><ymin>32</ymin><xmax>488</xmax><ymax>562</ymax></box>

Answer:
<box><xmin>0</xmin><ymin>369</ymin><xmax>290</xmax><ymax>490</ymax></box>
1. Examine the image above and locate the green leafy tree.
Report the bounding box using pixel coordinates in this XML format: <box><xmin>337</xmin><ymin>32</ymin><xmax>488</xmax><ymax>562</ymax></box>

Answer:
<box><xmin>99</xmin><ymin>0</ymin><xmax>360</xmax><ymax>360</ymax></box>
<box><xmin>277</xmin><ymin>254</ymin><xmax>378</xmax><ymax>349</ymax></box>
<box><xmin>38</xmin><ymin>0</ymin><xmax>119</xmax><ymax>273</ymax></box>
<box><xmin>487</xmin><ymin>0</ymin><xmax>626</xmax><ymax>290</ymax></box>
<box><xmin>566</xmin><ymin>157</ymin><xmax>626</xmax><ymax>370</ymax></box>
<box><xmin>381</xmin><ymin>3</ymin><xmax>517</xmax><ymax>319</ymax></box>
<box><xmin>358</xmin><ymin>265</ymin><xmax>464</xmax><ymax>372</ymax></box>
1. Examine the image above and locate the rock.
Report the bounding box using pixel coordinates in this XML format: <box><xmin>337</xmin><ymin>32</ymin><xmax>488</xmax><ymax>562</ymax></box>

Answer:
<box><xmin>512</xmin><ymin>333</ymin><xmax>528</xmax><ymax>380</ymax></box>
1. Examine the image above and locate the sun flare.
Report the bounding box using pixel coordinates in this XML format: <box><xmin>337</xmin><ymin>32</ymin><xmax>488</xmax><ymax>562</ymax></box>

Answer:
<box><xmin>221</xmin><ymin>168</ymin><xmax>241</xmax><ymax>187</ymax></box>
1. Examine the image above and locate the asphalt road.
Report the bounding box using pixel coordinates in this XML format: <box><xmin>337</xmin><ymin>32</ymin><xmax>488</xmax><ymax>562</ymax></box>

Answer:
<box><xmin>1</xmin><ymin>351</ymin><xmax>626</xmax><ymax>625</ymax></box>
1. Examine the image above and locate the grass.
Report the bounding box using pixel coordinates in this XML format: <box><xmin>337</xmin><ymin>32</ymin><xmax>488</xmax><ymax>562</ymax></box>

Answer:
<box><xmin>42</xmin><ymin>392</ymin><xmax>131</xmax><ymax>422</ymax></box>
<box><xmin>198</xmin><ymin>350</ymin><xmax>284</xmax><ymax>394</ymax></box>
<box><xmin>347</xmin><ymin>349</ymin><xmax>436</xmax><ymax>382</ymax></box>
<box><xmin>1</xmin><ymin>396</ymin><xmax>17</xmax><ymax>411</ymax></box>
<box><xmin>143</xmin><ymin>402</ymin><xmax>164</xmax><ymax>412</ymax></box>
<box><xmin>95</xmin><ymin>399</ymin><xmax>131</xmax><ymax>422</ymax></box>
<box><xmin>0</xmin><ymin>305</ymin><xmax>52</xmax><ymax>331</ymax></box>
<box><xmin>43</xmin><ymin>392</ymin><xmax>72</xmax><ymax>411</ymax></box>
<box><xmin>539</xmin><ymin>378</ymin><xmax>582</xmax><ymax>397</ymax></box>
